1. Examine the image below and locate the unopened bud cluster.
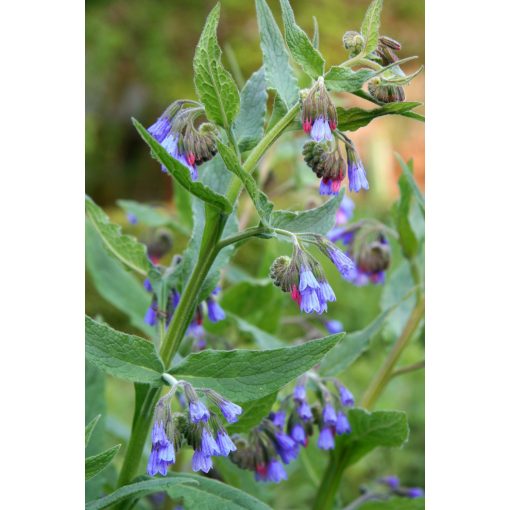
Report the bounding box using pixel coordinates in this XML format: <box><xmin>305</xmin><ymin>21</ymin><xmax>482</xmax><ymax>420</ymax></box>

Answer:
<box><xmin>303</xmin><ymin>141</ymin><xmax>346</xmax><ymax>195</ymax></box>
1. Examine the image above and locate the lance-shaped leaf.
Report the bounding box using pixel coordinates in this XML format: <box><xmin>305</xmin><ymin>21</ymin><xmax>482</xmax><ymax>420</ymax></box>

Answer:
<box><xmin>360</xmin><ymin>0</ymin><xmax>384</xmax><ymax>55</ymax></box>
<box><xmin>133</xmin><ymin>119</ymin><xmax>232</xmax><ymax>213</ymax></box>
<box><xmin>85</xmin><ymin>316</ymin><xmax>164</xmax><ymax>385</ymax></box>
<box><xmin>336</xmin><ymin>102</ymin><xmax>422</xmax><ymax>132</ymax></box>
<box><xmin>217</xmin><ymin>141</ymin><xmax>274</xmax><ymax>225</ymax></box>
<box><xmin>85</xmin><ymin>415</ymin><xmax>101</xmax><ymax>448</ymax></box>
<box><xmin>312</xmin><ymin>16</ymin><xmax>319</xmax><ymax>49</ymax></box>
<box><xmin>255</xmin><ymin>0</ymin><xmax>299</xmax><ymax>109</ymax></box>
<box><xmin>85</xmin><ymin>444</ymin><xmax>121</xmax><ymax>480</ymax></box>
<box><xmin>279</xmin><ymin>0</ymin><xmax>325</xmax><ymax>78</ymax></box>
<box><xmin>324</xmin><ymin>67</ymin><xmax>374</xmax><ymax>93</ymax></box>
<box><xmin>170</xmin><ymin>333</ymin><xmax>343</xmax><ymax>403</ymax></box>
<box><xmin>227</xmin><ymin>392</ymin><xmax>278</xmax><ymax>434</ymax></box>
<box><xmin>85</xmin><ymin>196</ymin><xmax>150</xmax><ymax>276</ymax></box>
<box><xmin>193</xmin><ymin>3</ymin><xmax>240</xmax><ymax>128</ymax></box>
<box><xmin>395</xmin><ymin>154</ymin><xmax>425</xmax><ymax>214</ymax></box>
<box><xmin>359</xmin><ymin>499</ymin><xmax>424</xmax><ymax>510</ymax></box>
<box><xmin>270</xmin><ymin>191</ymin><xmax>343</xmax><ymax>235</ymax></box>
<box><xmin>234</xmin><ymin>68</ymin><xmax>268</xmax><ymax>152</ymax></box>
<box><xmin>394</xmin><ymin>164</ymin><xmax>419</xmax><ymax>259</ymax></box>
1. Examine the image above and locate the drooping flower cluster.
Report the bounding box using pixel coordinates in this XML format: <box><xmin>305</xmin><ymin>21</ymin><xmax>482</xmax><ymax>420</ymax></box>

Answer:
<box><xmin>269</xmin><ymin>239</ymin><xmax>354</xmax><ymax>315</ymax></box>
<box><xmin>148</xmin><ymin>100</ymin><xmax>218</xmax><ymax>181</ymax></box>
<box><xmin>376</xmin><ymin>475</ymin><xmax>425</xmax><ymax>499</ymax></box>
<box><xmin>301</xmin><ymin>77</ymin><xmax>337</xmax><ymax>142</ymax></box>
<box><xmin>147</xmin><ymin>381</ymin><xmax>242</xmax><ymax>476</ymax></box>
<box><xmin>229</xmin><ymin>374</ymin><xmax>355</xmax><ymax>483</ymax></box>
<box><xmin>328</xmin><ymin>222</ymin><xmax>391</xmax><ymax>286</ymax></box>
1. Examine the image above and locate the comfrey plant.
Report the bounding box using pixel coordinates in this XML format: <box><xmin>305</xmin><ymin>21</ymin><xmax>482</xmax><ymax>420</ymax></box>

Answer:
<box><xmin>85</xmin><ymin>1</ymin><xmax>424</xmax><ymax>509</ymax></box>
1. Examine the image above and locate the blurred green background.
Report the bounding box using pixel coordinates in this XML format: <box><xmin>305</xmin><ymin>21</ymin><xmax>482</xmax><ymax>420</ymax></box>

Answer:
<box><xmin>86</xmin><ymin>0</ymin><xmax>424</xmax><ymax>508</ymax></box>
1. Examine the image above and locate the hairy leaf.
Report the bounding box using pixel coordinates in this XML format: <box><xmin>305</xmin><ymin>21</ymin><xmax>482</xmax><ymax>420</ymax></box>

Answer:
<box><xmin>133</xmin><ymin>118</ymin><xmax>232</xmax><ymax>213</ymax></box>
<box><xmin>85</xmin><ymin>444</ymin><xmax>121</xmax><ymax>480</ymax></box>
<box><xmin>360</xmin><ymin>0</ymin><xmax>384</xmax><ymax>55</ymax></box>
<box><xmin>228</xmin><ymin>312</ymin><xmax>285</xmax><ymax>349</ymax></box>
<box><xmin>85</xmin><ymin>196</ymin><xmax>150</xmax><ymax>276</ymax></box>
<box><xmin>85</xmin><ymin>415</ymin><xmax>101</xmax><ymax>448</ymax></box>
<box><xmin>234</xmin><ymin>68</ymin><xmax>268</xmax><ymax>152</ymax></box>
<box><xmin>395</xmin><ymin>154</ymin><xmax>425</xmax><ymax>214</ymax></box>
<box><xmin>312</xmin><ymin>16</ymin><xmax>319</xmax><ymax>49</ymax></box>
<box><xmin>85</xmin><ymin>316</ymin><xmax>164</xmax><ymax>385</ymax></box>
<box><xmin>279</xmin><ymin>0</ymin><xmax>324</xmax><ymax>78</ymax></box>
<box><xmin>270</xmin><ymin>190</ymin><xmax>343</xmax><ymax>234</ymax></box>
<box><xmin>170</xmin><ymin>333</ymin><xmax>343</xmax><ymax>402</ymax></box>
<box><xmin>227</xmin><ymin>393</ymin><xmax>278</xmax><ymax>434</ymax></box>
<box><xmin>337</xmin><ymin>102</ymin><xmax>422</xmax><ymax>132</ymax></box>
<box><xmin>324</xmin><ymin>67</ymin><xmax>374</xmax><ymax>93</ymax></box>
<box><xmin>193</xmin><ymin>3</ymin><xmax>240</xmax><ymax>128</ymax></box>
<box><xmin>255</xmin><ymin>0</ymin><xmax>299</xmax><ymax>109</ymax></box>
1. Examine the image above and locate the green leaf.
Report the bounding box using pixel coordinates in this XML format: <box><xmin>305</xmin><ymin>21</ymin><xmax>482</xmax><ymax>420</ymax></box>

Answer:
<box><xmin>394</xmin><ymin>166</ymin><xmax>419</xmax><ymax>259</ymax></box>
<box><xmin>132</xmin><ymin>118</ymin><xmax>233</xmax><ymax>213</ymax></box>
<box><xmin>85</xmin><ymin>415</ymin><xmax>101</xmax><ymax>448</ymax></box>
<box><xmin>85</xmin><ymin>221</ymin><xmax>153</xmax><ymax>336</ymax></box>
<box><xmin>117</xmin><ymin>199</ymin><xmax>190</xmax><ymax>236</ymax></box>
<box><xmin>166</xmin><ymin>473</ymin><xmax>272</xmax><ymax>510</ymax></box>
<box><xmin>338</xmin><ymin>409</ymin><xmax>409</xmax><ymax>468</ymax></box>
<box><xmin>360</xmin><ymin>0</ymin><xmax>384</xmax><ymax>55</ymax></box>
<box><xmin>312</xmin><ymin>16</ymin><xmax>319</xmax><ymax>49</ymax></box>
<box><xmin>85</xmin><ymin>196</ymin><xmax>150</xmax><ymax>276</ymax></box>
<box><xmin>267</xmin><ymin>91</ymin><xmax>289</xmax><ymax>131</ymax></box>
<box><xmin>193</xmin><ymin>3</ymin><xmax>240</xmax><ymax>128</ymax></box>
<box><xmin>228</xmin><ymin>313</ymin><xmax>285</xmax><ymax>349</ymax></box>
<box><xmin>336</xmin><ymin>102</ymin><xmax>422</xmax><ymax>132</ymax></box>
<box><xmin>85</xmin><ymin>444</ymin><xmax>121</xmax><ymax>480</ymax></box>
<box><xmin>85</xmin><ymin>477</ymin><xmax>196</xmax><ymax>510</ymax></box>
<box><xmin>359</xmin><ymin>498</ymin><xmax>424</xmax><ymax>510</ymax></box>
<box><xmin>217</xmin><ymin>141</ymin><xmax>274</xmax><ymax>225</ymax></box>
<box><xmin>255</xmin><ymin>0</ymin><xmax>299</xmax><ymax>109</ymax></box>
<box><xmin>85</xmin><ymin>316</ymin><xmax>164</xmax><ymax>385</ymax></box>
<box><xmin>279</xmin><ymin>0</ymin><xmax>325</xmax><ymax>78</ymax></box>
<box><xmin>170</xmin><ymin>333</ymin><xmax>343</xmax><ymax>403</ymax></box>
<box><xmin>270</xmin><ymin>190</ymin><xmax>343</xmax><ymax>234</ymax></box>
<box><xmin>227</xmin><ymin>392</ymin><xmax>278</xmax><ymax>433</ymax></box>
<box><xmin>395</xmin><ymin>154</ymin><xmax>425</xmax><ymax>214</ymax></box>
<box><xmin>234</xmin><ymin>68</ymin><xmax>268</xmax><ymax>152</ymax></box>
<box><xmin>324</xmin><ymin>66</ymin><xmax>374</xmax><ymax>93</ymax></box>
<box><xmin>320</xmin><ymin>306</ymin><xmax>395</xmax><ymax>376</ymax></box>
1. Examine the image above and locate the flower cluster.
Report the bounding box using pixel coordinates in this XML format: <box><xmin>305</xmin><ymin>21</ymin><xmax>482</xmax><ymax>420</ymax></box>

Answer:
<box><xmin>301</xmin><ymin>77</ymin><xmax>337</xmax><ymax>142</ymax></box>
<box><xmin>269</xmin><ymin>239</ymin><xmax>354</xmax><ymax>315</ymax></box>
<box><xmin>148</xmin><ymin>100</ymin><xmax>218</xmax><ymax>181</ymax></box>
<box><xmin>379</xmin><ymin>475</ymin><xmax>424</xmax><ymax>498</ymax></box>
<box><xmin>147</xmin><ymin>381</ymin><xmax>242</xmax><ymax>476</ymax></box>
<box><xmin>229</xmin><ymin>374</ymin><xmax>355</xmax><ymax>483</ymax></box>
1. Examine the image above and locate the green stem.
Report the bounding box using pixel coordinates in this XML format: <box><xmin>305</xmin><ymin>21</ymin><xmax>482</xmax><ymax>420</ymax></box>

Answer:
<box><xmin>216</xmin><ymin>225</ymin><xmax>270</xmax><ymax>250</ymax></box>
<box><xmin>312</xmin><ymin>448</ymin><xmax>350</xmax><ymax>510</ymax></box>
<box><xmin>390</xmin><ymin>360</ymin><xmax>425</xmax><ymax>379</ymax></box>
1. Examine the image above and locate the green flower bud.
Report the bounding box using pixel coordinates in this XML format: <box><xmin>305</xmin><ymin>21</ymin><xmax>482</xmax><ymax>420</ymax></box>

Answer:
<box><xmin>368</xmin><ymin>78</ymin><xmax>405</xmax><ymax>103</ymax></box>
<box><xmin>343</xmin><ymin>30</ymin><xmax>365</xmax><ymax>54</ymax></box>
<box><xmin>270</xmin><ymin>256</ymin><xmax>292</xmax><ymax>289</ymax></box>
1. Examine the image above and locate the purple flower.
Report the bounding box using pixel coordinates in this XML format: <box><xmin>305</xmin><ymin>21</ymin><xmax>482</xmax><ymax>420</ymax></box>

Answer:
<box><xmin>346</xmin><ymin>146</ymin><xmax>369</xmax><ymax>193</ymax></box>
<box><xmin>323</xmin><ymin>403</ymin><xmax>338</xmax><ymax>426</ymax></box>
<box><xmin>325</xmin><ymin>320</ymin><xmax>344</xmax><ymax>334</ymax></box>
<box><xmin>300</xmin><ymin>288</ymin><xmax>322</xmax><ymax>314</ymax></box>
<box><xmin>267</xmin><ymin>459</ymin><xmax>288</xmax><ymax>483</ymax></box>
<box><xmin>406</xmin><ymin>488</ymin><xmax>424</xmax><ymax>499</ymax></box>
<box><xmin>158</xmin><ymin>441</ymin><xmax>176</xmax><ymax>463</ymax></box>
<box><xmin>294</xmin><ymin>384</ymin><xmax>306</xmax><ymax>402</ymax></box>
<box><xmin>319</xmin><ymin>177</ymin><xmax>342</xmax><ymax>196</ymax></box>
<box><xmin>298</xmin><ymin>400</ymin><xmax>313</xmax><ymax>421</ymax></box>
<box><xmin>147</xmin><ymin>420</ymin><xmax>175</xmax><ymax>476</ymax></box>
<box><xmin>274</xmin><ymin>430</ymin><xmax>299</xmax><ymax>464</ymax></box>
<box><xmin>290</xmin><ymin>423</ymin><xmax>307</xmax><ymax>446</ymax></box>
<box><xmin>161</xmin><ymin>134</ymin><xmax>198</xmax><ymax>181</ymax></box>
<box><xmin>200</xmin><ymin>427</ymin><xmax>220</xmax><ymax>456</ymax></box>
<box><xmin>216</xmin><ymin>429</ymin><xmax>237</xmax><ymax>456</ymax></box>
<box><xmin>171</xmin><ymin>289</ymin><xmax>180</xmax><ymax>308</ymax></box>
<box><xmin>188</xmin><ymin>321</ymin><xmax>205</xmax><ymax>341</ymax></box>
<box><xmin>147</xmin><ymin>448</ymin><xmax>169</xmax><ymax>476</ymax></box>
<box><xmin>318</xmin><ymin>427</ymin><xmax>335</xmax><ymax>450</ymax></box>
<box><xmin>143</xmin><ymin>278</ymin><xmax>153</xmax><ymax>292</ymax></box>
<box><xmin>326</xmin><ymin>245</ymin><xmax>356</xmax><ymax>280</ymax></box>
<box><xmin>218</xmin><ymin>399</ymin><xmax>243</xmax><ymax>424</ymax></box>
<box><xmin>336</xmin><ymin>195</ymin><xmax>355</xmax><ymax>225</ymax></box>
<box><xmin>311</xmin><ymin>117</ymin><xmax>333</xmax><ymax>142</ymax></box>
<box><xmin>189</xmin><ymin>400</ymin><xmax>210</xmax><ymax>423</ymax></box>
<box><xmin>148</xmin><ymin>114</ymin><xmax>172</xmax><ymax>143</ymax></box>
<box><xmin>126</xmin><ymin>212</ymin><xmax>138</xmax><ymax>225</ymax></box>
<box><xmin>335</xmin><ymin>411</ymin><xmax>351</xmax><ymax>435</ymax></box>
<box><xmin>299</xmin><ymin>267</ymin><xmax>320</xmax><ymax>292</ymax></box>
<box><xmin>328</xmin><ymin>227</ymin><xmax>355</xmax><ymax>246</ymax></box>
<box><xmin>380</xmin><ymin>475</ymin><xmax>400</xmax><ymax>490</ymax></box>
<box><xmin>144</xmin><ymin>302</ymin><xmax>157</xmax><ymax>326</ymax></box>
<box><xmin>275</xmin><ymin>432</ymin><xmax>296</xmax><ymax>451</ymax></box>
<box><xmin>339</xmin><ymin>385</ymin><xmax>355</xmax><ymax>407</ymax></box>
<box><xmin>206</xmin><ymin>298</ymin><xmax>225</xmax><ymax>323</ymax></box>
<box><xmin>191</xmin><ymin>450</ymin><xmax>212</xmax><ymax>473</ymax></box>
<box><xmin>316</xmin><ymin>279</ymin><xmax>336</xmax><ymax>313</ymax></box>
<box><xmin>270</xmin><ymin>410</ymin><xmax>286</xmax><ymax>429</ymax></box>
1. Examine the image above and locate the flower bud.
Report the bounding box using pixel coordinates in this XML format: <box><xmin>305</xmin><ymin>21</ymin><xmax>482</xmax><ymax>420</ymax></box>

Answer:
<box><xmin>182</xmin><ymin>122</ymin><xmax>218</xmax><ymax>166</ymax></box>
<box><xmin>269</xmin><ymin>256</ymin><xmax>292</xmax><ymax>290</ymax></box>
<box><xmin>379</xmin><ymin>35</ymin><xmax>402</xmax><ymax>51</ymax></box>
<box><xmin>301</xmin><ymin>77</ymin><xmax>337</xmax><ymax>140</ymax></box>
<box><xmin>358</xmin><ymin>237</ymin><xmax>391</xmax><ymax>274</ymax></box>
<box><xmin>147</xmin><ymin>230</ymin><xmax>173</xmax><ymax>262</ymax></box>
<box><xmin>302</xmin><ymin>141</ymin><xmax>346</xmax><ymax>195</ymax></box>
<box><xmin>343</xmin><ymin>30</ymin><xmax>365</xmax><ymax>54</ymax></box>
<box><xmin>368</xmin><ymin>78</ymin><xmax>405</xmax><ymax>103</ymax></box>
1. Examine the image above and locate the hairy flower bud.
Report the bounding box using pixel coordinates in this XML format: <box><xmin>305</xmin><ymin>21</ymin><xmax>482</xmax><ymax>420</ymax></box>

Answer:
<box><xmin>147</xmin><ymin>230</ymin><xmax>173</xmax><ymax>263</ymax></box>
<box><xmin>301</xmin><ymin>77</ymin><xmax>337</xmax><ymax>141</ymax></box>
<box><xmin>302</xmin><ymin>141</ymin><xmax>346</xmax><ymax>195</ymax></box>
<box><xmin>379</xmin><ymin>35</ymin><xmax>402</xmax><ymax>51</ymax></box>
<box><xmin>358</xmin><ymin>237</ymin><xmax>391</xmax><ymax>274</ymax></box>
<box><xmin>368</xmin><ymin>78</ymin><xmax>405</xmax><ymax>103</ymax></box>
<box><xmin>343</xmin><ymin>30</ymin><xmax>365</xmax><ymax>54</ymax></box>
<box><xmin>269</xmin><ymin>256</ymin><xmax>292</xmax><ymax>290</ymax></box>
<box><xmin>182</xmin><ymin>122</ymin><xmax>218</xmax><ymax>166</ymax></box>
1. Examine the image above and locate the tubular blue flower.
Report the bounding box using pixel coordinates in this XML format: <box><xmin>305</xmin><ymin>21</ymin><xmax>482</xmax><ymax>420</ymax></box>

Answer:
<box><xmin>298</xmin><ymin>400</ymin><xmax>313</xmax><ymax>421</ymax></box>
<box><xmin>255</xmin><ymin>464</ymin><xmax>268</xmax><ymax>482</ymax></box>
<box><xmin>147</xmin><ymin>448</ymin><xmax>168</xmax><ymax>476</ymax></box>
<box><xmin>335</xmin><ymin>411</ymin><xmax>351</xmax><ymax>435</ymax></box>
<box><xmin>322</xmin><ymin>403</ymin><xmax>338</xmax><ymax>426</ymax></box>
<box><xmin>218</xmin><ymin>399</ymin><xmax>243</xmax><ymax>424</ymax></box>
<box><xmin>147</xmin><ymin>420</ymin><xmax>175</xmax><ymax>476</ymax></box>
<box><xmin>317</xmin><ymin>279</ymin><xmax>336</xmax><ymax>313</ymax></box>
<box><xmin>126</xmin><ymin>212</ymin><xmax>138</xmax><ymax>225</ymax></box>
<box><xmin>318</xmin><ymin>427</ymin><xmax>335</xmax><ymax>450</ymax></box>
<box><xmin>144</xmin><ymin>302</ymin><xmax>157</xmax><ymax>326</ymax></box>
<box><xmin>336</xmin><ymin>195</ymin><xmax>355</xmax><ymax>225</ymax></box>
<box><xmin>200</xmin><ymin>427</ymin><xmax>220</xmax><ymax>456</ymax></box>
<box><xmin>380</xmin><ymin>475</ymin><xmax>400</xmax><ymax>490</ymax></box>
<box><xmin>275</xmin><ymin>432</ymin><xmax>296</xmax><ymax>451</ymax></box>
<box><xmin>294</xmin><ymin>384</ymin><xmax>306</xmax><ymax>402</ymax></box>
<box><xmin>191</xmin><ymin>450</ymin><xmax>213</xmax><ymax>473</ymax></box>
<box><xmin>143</xmin><ymin>278</ymin><xmax>153</xmax><ymax>292</ymax></box>
<box><xmin>161</xmin><ymin>134</ymin><xmax>198</xmax><ymax>180</ymax></box>
<box><xmin>206</xmin><ymin>298</ymin><xmax>225</xmax><ymax>323</ymax></box>
<box><xmin>189</xmin><ymin>400</ymin><xmax>210</xmax><ymax>423</ymax></box>
<box><xmin>339</xmin><ymin>385</ymin><xmax>355</xmax><ymax>407</ymax></box>
<box><xmin>299</xmin><ymin>266</ymin><xmax>320</xmax><ymax>293</ymax></box>
<box><xmin>319</xmin><ymin>177</ymin><xmax>342</xmax><ymax>196</ymax></box>
<box><xmin>326</xmin><ymin>245</ymin><xmax>356</xmax><ymax>280</ymax></box>
<box><xmin>406</xmin><ymin>488</ymin><xmax>425</xmax><ymax>498</ymax></box>
<box><xmin>216</xmin><ymin>429</ymin><xmax>237</xmax><ymax>456</ymax></box>
<box><xmin>311</xmin><ymin>117</ymin><xmax>333</xmax><ymax>142</ymax></box>
<box><xmin>270</xmin><ymin>410</ymin><xmax>286</xmax><ymax>429</ymax></box>
<box><xmin>327</xmin><ymin>227</ymin><xmax>355</xmax><ymax>246</ymax></box>
<box><xmin>325</xmin><ymin>320</ymin><xmax>344</xmax><ymax>334</ymax></box>
<box><xmin>267</xmin><ymin>459</ymin><xmax>288</xmax><ymax>483</ymax></box>
<box><xmin>300</xmin><ymin>288</ymin><xmax>322</xmax><ymax>314</ymax></box>
<box><xmin>148</xmin><ymin>114</ymin><xmax>172</xmax><ymax>143</ymax></box>
<box><xmin>158</xmin><ymin>441</ymin><xmax>176</xmax><ymax>463</ymax></box>
<box><xmin>290</xmin><ymin>423</ymin><xmax>307</xmax><ymax>446</ymax></box>
<box><xmin>346</xmin><ymin>146</ymin><xmax>369</xmax><ymax>192</ymax></box>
